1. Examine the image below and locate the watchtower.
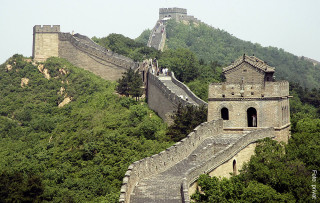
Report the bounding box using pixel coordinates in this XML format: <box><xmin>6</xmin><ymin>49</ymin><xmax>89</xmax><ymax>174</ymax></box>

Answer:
<box><xmin>159</xmin><ymin>7</ymin><xmax>187</xmax><ymax>21</ymax></box>
<box><xmin>32</xmin><ymin>25</ymin><xmax>60</xmax><ymax>61</ymax></box>
<box><xmin>208</xmin><ymin>55</ymin><xmax>291</xmax><ymax>142</ymax></box>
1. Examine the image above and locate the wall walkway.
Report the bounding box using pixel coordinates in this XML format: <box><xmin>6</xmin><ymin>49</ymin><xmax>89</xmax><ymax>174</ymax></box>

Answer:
<box><xmin>119</xmin><ymin>119</ymin><xmax>275</xmax><ymax>202</ymax></box>
<box><xmin>147</xmin><ymin>71</ymin><xmax>207</xmax><ymax>123</ymax></box>
<box><xmin>147</xmin><ymin>21</ymin><xmax>166</xmax><ymax>51</ymax></box>
<box><xmin>58</xmin><ymin>32</ymin><xmax>139</xmax><ymax>81</ymax></box>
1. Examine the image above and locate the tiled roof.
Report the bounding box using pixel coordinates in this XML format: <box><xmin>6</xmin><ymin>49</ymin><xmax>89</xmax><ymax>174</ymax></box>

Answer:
<box><xmin>223</xmin><ymin>55</ymin><xmax>275</xmax><ymax>73</ymax></box>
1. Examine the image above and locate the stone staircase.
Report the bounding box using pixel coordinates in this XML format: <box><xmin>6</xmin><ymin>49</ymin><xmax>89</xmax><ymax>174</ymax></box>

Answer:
<box><xmin>148</xmin><ymin>23</ymin><xmax>165</xmax><ymax>50</ymax></box>
<box><xmin>159</xmin><ymin>76</ymin><xmax>198</xmax><ymax>105</ymax></box>
<box><xmin>149</xmin><ymin>33</ymin><xmax>163</xmax><ymax>50</ymax></box>
<box><xmin>130</xmin><ymin>133</ymin><xmax>243</xmax><ymax>203</ymax></box>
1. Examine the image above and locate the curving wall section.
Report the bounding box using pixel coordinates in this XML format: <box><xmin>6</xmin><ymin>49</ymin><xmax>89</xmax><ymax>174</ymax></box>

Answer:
<box><xmin>147</xmin><ymin>71</ymin><xmax>207</xmax><ymax>123</ymax></box>
<box><xmin>170</xmin><ymin>72</ymin><xmax>207</xmax><ymax>106</ymax></box>
<box><xmin>58</xmin><ymin>32</ymin><xmax>139</xmax><ymax>81</ymax></box>
<box><xmin>181</xmin><ymin>127</ymin><xmax>275</xmax><ymax>202</ymax></box>
<box><xmin>119</xmin><ymin>119</ymin><xmax>223</xmax><ymax>203</ymax></box>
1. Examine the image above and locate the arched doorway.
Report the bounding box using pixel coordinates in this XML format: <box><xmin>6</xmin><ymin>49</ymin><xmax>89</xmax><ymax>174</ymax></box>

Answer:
<box><xmin>247</xmin><ymin>107</ymin><xmax>257</xmax><ymax>127</ymax></box>
<box><xmin>233</xmin><ymin>159</ymin><xmax>237</xmax><ymax>175</ymax></box>
<box><xmin>221</xmin><ymin>107</ymin><xmax>229</xmax><ymax>120</ymax></box>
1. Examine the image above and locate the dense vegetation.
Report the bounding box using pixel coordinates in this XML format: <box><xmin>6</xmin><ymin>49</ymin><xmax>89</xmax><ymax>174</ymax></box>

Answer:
<box><xmin>139</xmin><ymin>20</ymin><xmax>320</xmax><ymax>89</ymax></box>
<box><xmin>92</xmin><ymin>33</ymin><xmax>159</xmax><ymax>62</ymax></box>
<box><xmin>0</xmin><ymin>55</ymin><xmax>173</xmax><ymax>202</ymax></box>
<box><xmin>158</xmin><ymin>48</ymin><xmax>223</xmax><ymax>101</ymax></box>
<box><xmin>191</xmin><ymin>85</ymin><xmax>320</xmax><ymax>202</ymax></box>
<box><xmin>167</xmin><ymin>104</ymin><xmax>207</xmax><ymax>142</ymax></box>
<box><xmin>116</xmin><ymin>68</ymin><xmax>143</xmax><ymax>100</ymax></box>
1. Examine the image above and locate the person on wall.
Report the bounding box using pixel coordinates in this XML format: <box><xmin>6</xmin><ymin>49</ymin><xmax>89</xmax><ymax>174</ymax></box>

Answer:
<box><xmin>252</xmin><ymin>114</ymin><xmax>257</xmax><ymax>127</ymax></box>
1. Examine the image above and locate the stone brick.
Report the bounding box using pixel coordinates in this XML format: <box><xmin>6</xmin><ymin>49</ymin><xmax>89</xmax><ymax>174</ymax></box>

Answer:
<box><xmin>32</xmin><ymin>25</ymin><xmax>139</xmax><ymax>81</ymax></box>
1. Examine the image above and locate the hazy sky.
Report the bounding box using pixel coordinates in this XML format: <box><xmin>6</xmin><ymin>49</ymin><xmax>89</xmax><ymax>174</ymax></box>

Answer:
<box><xmin>1</xmin><ymin>0</ymin><xmax>319</xmax><ymax>64</ymax></box>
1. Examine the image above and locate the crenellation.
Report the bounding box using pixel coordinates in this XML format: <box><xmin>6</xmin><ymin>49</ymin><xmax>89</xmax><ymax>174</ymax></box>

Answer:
<box><xmin>34</xmin><ymin>25</ymin><xmax>139</xmax><ymax>80</ymax></box>
<box><xmin>208</xmin><ymin>55</ymin><xmax>290</xmax><ymax>141</ymax></box>
<box><xmin>34</xmin><ymin>25</ymin><xmax>60</xmax><ymax>33</ymax></box>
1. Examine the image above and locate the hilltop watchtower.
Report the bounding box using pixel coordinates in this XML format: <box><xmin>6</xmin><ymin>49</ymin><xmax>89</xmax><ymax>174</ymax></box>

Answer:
<box><xmin>32</xmin><ymin>25</ymin><xmax>60</xmax><ymax>61</ymax></box>
<box><xmin>159</xmin><ymin>7</ymin><xmax>187</xmax><ymax>21</ymax></box>
<box><xmin>208</xmin><ymin>55</ymin><xmax>291</xmax><ymax>142</ymax></box>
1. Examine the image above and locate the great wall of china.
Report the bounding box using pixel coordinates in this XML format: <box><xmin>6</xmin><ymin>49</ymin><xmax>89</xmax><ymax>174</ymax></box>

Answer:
<box><xmin>32</xmin><ymin>7</ymin><xmax>291</xmax><ymax>203</ymax></box>
<box><xmin>33</xmin><ymin>25</ymin><xmax>139</xmax><ymax>81</ymax></box>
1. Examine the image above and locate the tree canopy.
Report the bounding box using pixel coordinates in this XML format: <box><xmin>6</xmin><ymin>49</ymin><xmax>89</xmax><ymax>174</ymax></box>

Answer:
<box><xmin>137</xmin><ymin>20</ymin><xmax>320</xmax><ymax>89</ymax></box>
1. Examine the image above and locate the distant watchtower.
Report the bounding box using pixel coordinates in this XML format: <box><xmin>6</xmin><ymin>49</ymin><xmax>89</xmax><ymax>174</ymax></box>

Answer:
<box><xmin>208</xmin><ymin>55</ymin><xmax>291</xmax><ymax>142</ymax></box>
<box><xmin>32</xmin><ymin>25</ymin><xmax>60</xmax><ymax>61</ymax></box>
<box><xmin>159</xmin><ymin>7</ymin><xmax>187</xmax><ymax>21</ymax></box>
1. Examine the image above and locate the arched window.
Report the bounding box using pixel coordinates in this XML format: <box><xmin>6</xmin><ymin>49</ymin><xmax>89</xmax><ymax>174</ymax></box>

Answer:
<box><xmin>221</xmin><ymin>107</ymin><xmax>229</xmax><ymax>120</ymax></box>
<box><xmin>233</xmin><ymin>159</ymin><xmax>237</xmax><ymax>175</ymax></box>
<box><xmin>247</xmin><ymin>107</ymin><xmax>257</xmax><ymax>127</ymax></box>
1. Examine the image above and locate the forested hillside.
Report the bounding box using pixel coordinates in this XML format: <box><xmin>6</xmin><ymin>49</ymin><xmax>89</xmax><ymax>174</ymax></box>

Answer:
<box><xmin>138</xmin><ymin>20</ymin><xmax>320</xmax><ymax>89</ymax></box>
<box><xmin>92</xmin><ymin>33</ymin><xmax>160</xmax><ymax>62</ymax></box>
<box><xmin>0</xmin><ymin>55</ymin><xmax>172</xmax><ymax>202</ymax></box>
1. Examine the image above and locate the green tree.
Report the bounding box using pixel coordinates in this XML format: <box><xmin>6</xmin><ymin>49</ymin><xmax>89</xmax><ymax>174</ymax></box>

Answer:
<box><xmin>167</xmin><ymin>104</ymin><xmax>207</xmax><ymax>142</ymax></box>
<box><xmin>158</xmin><ymin>48</ymin><xmax>200</xmax><ymax>83</ymax></box>
<box><xmin>164</xmin><ymin>19</ymin><xmax>320</xmax><ymax>89</ymax></box>
<box><xmin>0</xmin><ymin>171</ymin><xmax>44</xmax><ymax>202</ymax></box>
<box><xmin>117</xmin><ymin>69</ymin><xmax>143</xmax><ymax>100</ymax></box>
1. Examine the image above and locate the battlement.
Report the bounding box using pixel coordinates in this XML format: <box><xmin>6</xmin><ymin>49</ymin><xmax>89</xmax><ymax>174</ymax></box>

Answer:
<box><xmin>33</xmin><ymin>25</ymin><xmax>60</xmax><ymax>33</ymax></box>
<box><xmin>159</xmin><ymin>7</ymin><xmax>188</xmax><ymax>21</ymax></box>
<box><xmin>208</xmin><ymin>80</ymin><xmax>289</xmax><ymax>99</ymax></box>
<box><xmin>159</xmin><ymin>7</ymin><xmax>187</xmax><ymax>15</ymax></box>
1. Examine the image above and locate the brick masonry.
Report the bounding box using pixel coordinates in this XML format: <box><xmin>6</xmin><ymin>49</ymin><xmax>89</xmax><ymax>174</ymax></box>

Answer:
<box><xmin>33</xmin><ymin>25</ymin><xmax>139</xmax><ymax>81</ymax></box>
<box><xmin>146</xmin><ymin>71</ymin><xmax>207</xmax><ymax>124</ymax></box>
<box><xmin>208</xmin><ymin>55</ymin><xmax>291</xmax><ymax>142</ymax></box>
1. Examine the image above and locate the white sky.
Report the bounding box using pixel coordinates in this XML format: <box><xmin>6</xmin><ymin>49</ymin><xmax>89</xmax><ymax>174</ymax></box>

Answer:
<box><xmin>1</xmin><ymin>0</ymin><xmax>319</xmax><ymax>64</ymax></box>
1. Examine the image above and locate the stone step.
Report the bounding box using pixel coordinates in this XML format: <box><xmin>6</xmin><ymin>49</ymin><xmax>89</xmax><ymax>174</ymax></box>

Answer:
<box><xmin>130</xmin><ymin>133</ymin><xmax>242</xmax><ymax>203</ymax></box>
<box><xmin>159</xmin><ymin>79</ymin><xmax>197</xmax><ymax>105</ymax></box>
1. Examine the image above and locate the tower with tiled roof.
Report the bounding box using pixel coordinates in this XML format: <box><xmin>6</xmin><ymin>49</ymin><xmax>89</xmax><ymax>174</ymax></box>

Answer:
<box><xmin>208</xmin><ymin>54</ymin><xmax>291</xmax><ymax>142</ymax></box>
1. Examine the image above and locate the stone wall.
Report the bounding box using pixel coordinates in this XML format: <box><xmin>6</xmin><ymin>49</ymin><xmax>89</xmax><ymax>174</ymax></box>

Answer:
<box><xmin>119</xmin><ymin>119</ymin><xmax>224</xmax><ymax>203</ymax></box>
<box><xmin>33</xmin><ymin>25</ymin><xmax>139</xmax><ymax>81</ymax></box>
<box><xmin>170</xmin><ymin>72</ymin><xmax>207</xmax><ymax>107</ymax></box>
<box><xmin>225</xmin><ymin>63</ymin><xmax>265</xmax><ymax>85</ymax></box>
<box><xmin>182</xmin><ymin>127</ymin><xmax>275</xmax><ymax>202</ymax></box>
<box><xmin>158</xmin><ymin>8</ymin><xmax>202</xmax><ymax>24</ymax></box>
<box><xmin>147</xmin><ymin>71</ymin><xmax>207</xmax><ymax>123</ymax></box>
<box><xmin>209</xmin><ymin>81</ymin><xmax>289</xmax><ymax>98</ymax></box>
<box><xmin>58</xmin><ymin>32</ymin><xmax>139</xmax><ymax>81</ymax></box>
<box><xmin>208</xmin><ymin>79</ymin><xmax>290</xmax><ymax>141</ymax></box>
<box><xmin>147</xmin><ymin>20</ymin><xmax>167</xmax><ymax>51</ymax></box>
<box><xmin>33</xmin><ymin>25</ymin><xmax>60</xmax><ymax>61</ymax></box>
<box><xmin>147</xmin><ymin>72</ymin><xmax>197</xmax><ymax>123</ymax></box>
<box><xmin>159</xmin><ymin>7</ymin><xmax>187</xmax><ymax>21</ymax></box>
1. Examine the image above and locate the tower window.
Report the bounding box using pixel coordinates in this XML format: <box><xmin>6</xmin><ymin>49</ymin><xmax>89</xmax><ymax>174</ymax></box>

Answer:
<box><xmin>221</xmin><ymin>107</ymin><xmax>229</xmax><ymax>120</ymax></box>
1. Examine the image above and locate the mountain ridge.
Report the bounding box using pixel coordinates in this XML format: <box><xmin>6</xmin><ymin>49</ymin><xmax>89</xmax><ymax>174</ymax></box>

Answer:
<box><xmin>138</xmin><ymin>19</ymin><xmax>320</xmax><ymax>89</ymax></box>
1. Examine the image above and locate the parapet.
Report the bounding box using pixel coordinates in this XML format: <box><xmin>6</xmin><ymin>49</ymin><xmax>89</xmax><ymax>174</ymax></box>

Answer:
<box><xmin>209</xmin><ymin>81</ymin><xmax>290</xmax><ymax>99</ymax></box>
<box><xmin>159</xmin><ymin>7</ymin><xmax>187</xmax><ymax>15</ymax></box>
<box><xmin>33</xmin><ymin>25</ymin><xmax>60</xmax><ymax>33</ymax></box>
